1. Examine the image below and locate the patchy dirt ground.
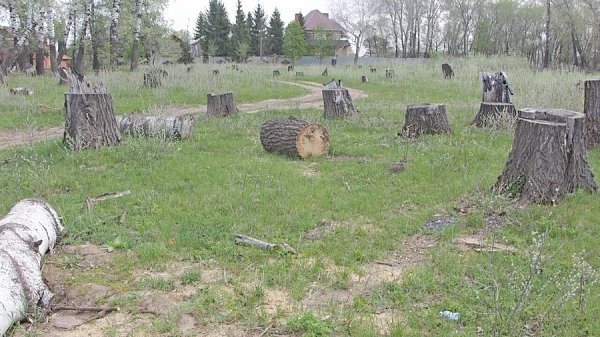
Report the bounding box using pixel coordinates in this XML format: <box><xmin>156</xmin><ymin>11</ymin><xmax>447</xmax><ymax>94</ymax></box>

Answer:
<box><xmin>0</xmin><ymin>81</ymin><xmax>367</xmax><ymax>151</ymax></box>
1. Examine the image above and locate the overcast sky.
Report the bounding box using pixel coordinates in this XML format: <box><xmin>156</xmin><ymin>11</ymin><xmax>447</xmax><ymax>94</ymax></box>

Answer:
<box><xmin>165</xmin><ymin>0</ymin><xmax>331</xmax><ymax>33</ymax></box>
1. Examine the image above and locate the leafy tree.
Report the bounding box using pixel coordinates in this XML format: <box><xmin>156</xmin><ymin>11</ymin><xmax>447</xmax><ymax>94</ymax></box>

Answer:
<box><xmin>205</xmin><ymin>0</ymin><xmax>230</xmax><ymax>56</ymax></box>
<box><xmin>250</xmin><ymin>4</ymin><xmax>266</xmax><ymax>56</ymax></box>
<box><xmin>312</xmin><ymin>27</ymin><xmax>335</xmax><ymax>61</ymax></box>
<box><xmin>283</xmin><ymin>21</ymin><xmax>307</xmax><ymax>64</ymax></box>
<box><xmin>267</xmin><ymin>8</ymin><xmax>284</xmax><ymax>55</ymax></box>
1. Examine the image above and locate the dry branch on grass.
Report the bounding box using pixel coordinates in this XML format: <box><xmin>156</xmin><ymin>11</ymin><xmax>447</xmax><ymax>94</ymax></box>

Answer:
<box><xmin>235</xmin><ymin>234</ymin><xmax>296</xmax><ymax>254</ymax></box>
<box><xmin>85</xmin><ymin>190</ymin><xmax>131</xmax><ymax>212</ymax></box>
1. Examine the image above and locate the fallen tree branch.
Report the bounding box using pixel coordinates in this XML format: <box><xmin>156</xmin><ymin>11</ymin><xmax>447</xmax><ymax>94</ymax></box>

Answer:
<box><xmin>85</xmin><ymin>190</ymin><xmax>131</xmax><ymax>212</ymax></box>
<box><xmin>235</xmin><ymin>234</ymin><xmax>296</xmax><ymax>254</ymax></box>
<box><xmin>51</xmin><ymin>306</ymin><xmax>119</xmax><ymax>313</ymax></box>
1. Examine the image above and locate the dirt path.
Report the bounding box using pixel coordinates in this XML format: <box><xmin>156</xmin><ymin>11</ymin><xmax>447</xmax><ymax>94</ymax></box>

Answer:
<box><xmin>0</xmin><ymin>81</ymin><xmax>367</xmax><ymax>150</ymax></box>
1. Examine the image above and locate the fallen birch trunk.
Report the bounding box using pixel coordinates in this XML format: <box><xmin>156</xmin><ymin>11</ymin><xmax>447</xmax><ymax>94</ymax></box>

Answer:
<box><xmin>0</xmin><ymin>199</ymin><xmax>64</xmax><ymax>335</ymax></box>
<box><xmin>115</xmin><ymin>114</ymin><xmax>195</xmax><ymax>140</ymax></box>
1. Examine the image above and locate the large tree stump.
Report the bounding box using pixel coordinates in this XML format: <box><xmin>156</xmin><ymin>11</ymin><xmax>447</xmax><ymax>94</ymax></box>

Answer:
<box><xmin>402</xmin><ymin>103</ymin><xmax>451</xmax><ymax>138</ymax></box>
<box><xmin>584</xmin><ymin>79</ymin><xmax>600</xmax><ymax>147</ymax></box>
<box><xmin>143</xmin><ymin>68</ymin><xmax>168</xmax><ymax>88</ymax></box>
<box><xmin>64</xmin><ymin>73</ymin><xmax>122</xmax><ymax>151</ymax></box>
<box><xmin>322</xmin><ymin>80</ymin><xmax>358</xmax><ymax>118</ymax></box>
<box><xmin>0</xmin><ymin>199</ymin><xmax>64</xmax><ymax>335</ymax></box>
<box><xmin>480</xmin><ymin>71</ymin><xmax>513</xmax><ymax>103</ymax></box>
<box><xmin>260</xmin><ymin>117</ymin><xmax>330</xmax><ymax>159</ymax></box>
<box><xmin>495</xmin><ymin>108</ymin><xmax>597</xmax><ymax>204</ymax></box>
<box><xmin>442</xmin><ymin>63</ymin><xmax>454</xmax><ymax>79</ymax></box>
<box><xmin>472</xmin><ymin>102</ymin><xmax>517</xmax><ymax>127</ymax></box>
<box><xmin>115</xmin><ymin>113</ymin><xmax>196</xmax><ymax>140</ymax></box>
<box><xmin>206</xmin><ymin>92</ymin><xmax>239</xmax><ymax>117</ymax></box>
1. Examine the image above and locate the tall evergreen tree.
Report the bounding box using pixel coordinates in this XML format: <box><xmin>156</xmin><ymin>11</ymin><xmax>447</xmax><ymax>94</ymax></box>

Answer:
<box><xmin>194</xmin><ymin>12</ymin><xmax>206</xmax><ymax>40</ymax></box>
<box><xmin>267</xmin><ymin>8</ymin><xmax>284</xmax><ymax>55</ymax></box>
<box><xmin>205</xmin><ymin>0</ymin><xmax>231</xmax><ymax>57</ymax></box>
<box><xmin>246</xmin><ymin>11</ymin><xmax>254</xmax><ymax>54</ymax></box>
<box><xmin>250</xmin><ymin>4</ymin><xmax>266</xmax><ymax>57</ymax></box>
<box><xmin>231</xmin><ymin>0</ymin><xmax>250</xmax><ymax>60</ymax></box>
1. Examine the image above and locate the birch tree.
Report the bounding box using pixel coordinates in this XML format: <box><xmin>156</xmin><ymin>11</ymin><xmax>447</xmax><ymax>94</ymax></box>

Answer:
<box><xmin>35</xmin><ymin>10</ymin><xmax>47</xmax><ymax>75</ymax></box>
<box><xmin>46</xmin><ymin>9</ymin><xmax>58</xmax><ymax>73</ymax></box>
<box><xmin>109</xmin><ymin>0</ymin><xmax>121</xmax><ymax>66</ymax></box>
<box><xmin>130</xmin><ymin>0</ymin><xmax>143</xmax><ymax>71</ymax></box>
<box><xmin>57</xmin><ymin>9</ymin><xmax>74</xmax><ymax>70</ymax></box>
<box><xmin>330</xmin><ymin>0</ymin><xmax>374</xmax><ymax>64</ymax></box>
<box><xmin>74</xmin><ymin>0</ymin><xmax>93</xmax><ymax>74</ymax></box>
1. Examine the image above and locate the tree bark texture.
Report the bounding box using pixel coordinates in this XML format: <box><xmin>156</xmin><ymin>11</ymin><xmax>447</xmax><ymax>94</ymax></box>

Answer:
<box><xmin>64</xmin><ymin>74</ymin><xmax>122</xmax><ymax>151</ymax></box>
<box><xmin>402</xmin><ymin>103</ymin><xmax>451</xmax><ymax>138</ymax></box>
<box><xmin>480</xmin><ymin>71</ymin><xmax>512</xmax><ymax>103</ymax></box>
<box><xmin>109</xmin><ymin>0</ymin><xmax>121</xmax><ymax>67</ymax></box>
<box><xmin>472</xmin><ymin>102</ymin><xmax>517</xmax><ymax>127</ymax></box>
<box><xmin>1</xmin><ymin>12</ymin><xmax>35</xmax><ymax>73</ymax></box>
<box><xmin>116</xmin><ymin>114</ymin><xmax>195</xmax><ymax>140</ymax></box>
<box><xmin>130</xmin><ymin>0</ymin><xmax>143</xmax><ymax>72</ymax></box>
<box><xmin>56</xmin><ymin>10</ymin><xmax>75</xmax><ymax>70</ymax></box>
<box><xmin>495</xmin><ymin>108</ymin><xmax>597</xmax><ymax>204</ymax></box>
<box><xmin>0</xmin><ymin>199</ymin><xmax>64</xmax><ymax>335</ymax></box>
<box><xmin>46</xmin><ymin>10</ymin><xmax>58</xmax><ymax>73</ymax></box>
<box><xmin>74</xmin><ymin>0</ymin><xmax>93</xmax><ymax>74</ymax></box>
<box><xmin>584</xmin><ymin>80</ymin><xmax>600</xmax><ymax>148</ymax></box>
<box><xmin>322</xmin><ymin>82</ymin><xmax>358</xmax><ymax>119</ymax></box>
<box><xmin>260</xmin><ymin>117</ymin><xmax>330</xmax><ymax>159</ymax></box>
<box><xmin>35</xmin><ymin>11</ymin><xmax>47</xmax><ymax>76</ymax></box>
<box><xmin>206</xmin><ymin>92</ymin><xmax>239</xmax><ymax>117</ymax></box>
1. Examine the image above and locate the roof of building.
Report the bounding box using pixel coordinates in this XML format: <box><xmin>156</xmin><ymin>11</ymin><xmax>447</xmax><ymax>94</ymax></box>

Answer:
<box><xmin>303</xmin><ymin>10</ymin><xmax>346</xmax><ymax>33</ymax></box>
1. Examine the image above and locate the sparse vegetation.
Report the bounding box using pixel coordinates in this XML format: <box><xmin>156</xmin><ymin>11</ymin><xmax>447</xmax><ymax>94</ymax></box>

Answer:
<box><xmin>1</xmin><ymin>56</ymin><xmax>599</xmax><ymax>336</ymax></box>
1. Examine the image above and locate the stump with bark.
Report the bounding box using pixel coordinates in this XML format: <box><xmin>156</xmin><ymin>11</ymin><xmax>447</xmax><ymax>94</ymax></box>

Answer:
<box><xmin>480</xmin><ymin>71</ymin><xmax>512</xmax><ymax>103</ymax></box>
<box><xmin>143</xmin><ymin>68</ymin><xmax>167</xmax><ymax>88</ymax></box>
<box><xmin>361</xmin><ymin>75</ymin><xmax>368</xmax><ymax>83</ymax></box>
<box><xmin>322</xmin><ymin>80</ymin><xmax>358</xmax><ymax>118</ymax></box>
<box><xmin>442</xmin><ymin>63</ymin><xmax>454</xmax><ymax>79</ymax></box>
<box><xmin>472</xmin><ymin>102</ymin><xmax>517</xmax><ymax>127</ymax></box>
<box><xmin>260</xmin><ymin>117</ymin><xmax>330</xmax><ymax>159</ymax></box>
<box><xmin>386</xmin><ymin>69</ymin><xmax>395</xmax><ymax>78</ymax></box>
<box><xmin>0</xmin><ymin>199</ymin><xmax>64</xmax><ymax>335</ymax></box>
<box><xmin>495</xmin><ymin>108</ymin><xmax>597</xmax><ymax>204</ymax></box>
<box><xmin>116</xmin><ymin>113</ymin><xmax>196</xmax><ymax>140</ymax></box>
<box><xmin>58</xmin><ymin>67</ymin><xmax>69</xmax><ymax>85</ymax></box>
<box><xmin>402</xmin><ymin>103</ymin><xmax>451</xmax><ymax>138</ymax></box>
<box><xmin>206</xmin><ymin>92</ymin><xmax>239</xmax><ymax>117</ymax></box>
<box><xmin>10</xmin><ymin>87</ymin><xmax>34</xmax><ymax>95</ymax></box>
<box><xmin>64</xmin><ymin>72</ymin><xmax>122</xmax><ymax>151</ymax></box>
<box><xmin>584</xmin><ymin>79</ymin><xmax>600</xmax><ymax>147</ymax></box>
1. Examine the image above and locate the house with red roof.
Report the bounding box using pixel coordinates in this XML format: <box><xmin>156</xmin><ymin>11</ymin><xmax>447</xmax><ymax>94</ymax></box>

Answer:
<box><xmin>296</xmin><ymin>10</ymin><xmax>351</xmax><ymax>57</ymax></box>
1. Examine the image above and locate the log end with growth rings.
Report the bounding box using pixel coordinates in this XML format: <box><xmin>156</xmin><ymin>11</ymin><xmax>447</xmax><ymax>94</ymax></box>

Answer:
<box><xmin>295</xmin><ymin>123</ymin><xmax>330</xmax><ymax>159</ymax></box>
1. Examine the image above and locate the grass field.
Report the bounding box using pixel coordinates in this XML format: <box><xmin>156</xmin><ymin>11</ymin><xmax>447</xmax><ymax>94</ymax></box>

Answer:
<box><xmin>1</xmin><ymin>56</ymin><xmax>599</xmax><ymax>336</ymax></box>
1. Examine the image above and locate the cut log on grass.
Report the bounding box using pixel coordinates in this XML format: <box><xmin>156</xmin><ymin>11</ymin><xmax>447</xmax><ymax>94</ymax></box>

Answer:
<box><xmin>322</xmin><ymin>80</ymin><xmax>358</xmax><ymax>118</ymax></box>
<box><xmin>0</xmin><ymin>199</ymin><xmax>64</xmax><ymax>335</ymax></box>
<box><xmin>116</xmin><ymin>114</ymin><xmax>195</xmax><ymax>140</ymax></box>
<box><xmin>495</xmin><ymin>108</ymin><xmax>597</xmax><ymax>204</ymax></box>
<box><xmin>63</xmin><ymin>72</ymin><xmax>122</xmax><ymax>151</ymax></box>
<box><xmin>10</xmin><ymin>87</ymin><xmax>34</xmax><ymax>95</ymax></box>
<box><xmin>584</xmin><ymin>79</ymin><xmax>600</xmax><ymax>147</ymax></box>
<box><xmin>472</xmin><ymin>102</ymin><xmax>517</xmax><ymax>127</ymax></box>
<box><xmin>480</xmin><ymin>71</ymin><xmax>512</xmax><ymax>103</ymax></box>
<box><xmin>206</xmin><ymin>92</ymin><xmax>239</xmax><ymax>118</ymax></box>
<box><xmin>260</xmin><ymin>117</ymin><xmax>329</xmax><ymax>159</ymax></box>
<box><xmin>235</xmin><ymin>234</ymin><xmax>296</xmax><ymax>254</ymax></box>
<box><xmin>402</xmin><ymin>103</ymin><xmax>451</xmax><ymax>138</ymax></box>
<box><xmin>361</xmin><ymin>75</ymin><xmax>368</xmax><ymax>83</ymax></box>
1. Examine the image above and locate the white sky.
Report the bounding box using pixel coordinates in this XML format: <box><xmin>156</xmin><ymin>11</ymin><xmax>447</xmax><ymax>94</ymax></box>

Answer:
<box><xmin>165</xmin><ymin>0</ymin><xmax>331</xmax><ymax>33</ymax></box>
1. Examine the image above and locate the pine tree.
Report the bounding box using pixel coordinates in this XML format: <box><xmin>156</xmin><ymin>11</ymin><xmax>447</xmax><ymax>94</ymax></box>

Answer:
<box><xmin>250</xmin><ymin>4</ymin><xmax>266</xmax><ymax>57</ymax></box>
<box><xmin>246</xmin><ymin>11</ymin><xmax>254</xmax><ymax>55</ymax></box>
<box><xmin>231</xmin><ymin>0</ymin><xmax>250</xmax><ymax>60</ymax></box>
<box><xmin>205</xmin><ymin>0</ymin><xmax>231</xmax><ymax>57</ymax></box>
<box><xmin>267</xmin><ymin>8</ymin><xmax>284</xmax><ymax>55</ymax></box>
<box><xmin>194</xmin><ymin>12</ymin><xmax>206</xmax><ymax>40</ymax></box>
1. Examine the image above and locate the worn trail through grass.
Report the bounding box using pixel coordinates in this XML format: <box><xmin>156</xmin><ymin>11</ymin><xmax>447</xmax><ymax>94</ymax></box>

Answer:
<box><xmin>0</xmin><ymin>81</ymin><xmax>367</xmax><ymax>150</ymax></box>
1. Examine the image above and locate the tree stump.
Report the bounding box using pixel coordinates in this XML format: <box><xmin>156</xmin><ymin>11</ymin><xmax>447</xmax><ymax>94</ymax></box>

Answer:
<box><xmin>322</xmin><ymin>67</ymin><xmax>328</xmax><ymax>76</ymax></box>
<box><xmin>402</xmin><ymin>103</ymin><xmax>451</xmax><ymax>138</ymax></box>
<box><xmin>0</xmin><ymin>199</ymin><xmax>64</xmax><ymax>335</ymax></box>
<box><xmin>495</xmin><ymin>108</ymin><xmax>597</xmax><ymax>204</ymax></box>
<box><xmin>480</xmin><ymin>71</ymin><xmax>512</xmax><ymax>103</ymax></box>
<box><xmin>143</xmin><ymin>68</ymin><xmax>167</xmax><ymax>88</ymax></box>
<box><xmin>260</xmin><ymin>117</ymin><xmax>330</xmax><ymax>159</ymax></box>
<box><xmin>206</xmin><ymin>92</ymin><xmax>239</xmax><ymax>117</ymax></box>
<box><xmin>442</xmin><ymin>63</ymin><xmax>454</xmax><ymax>79</ymax></box>
<box><xmin>472</xmin><ymin>102</ymin><xmax>517</xmax><ymax>127</ymax></box>
<box><xmin>584</xmin><ymin>79</ymin><xmax>600</xmax><ymax>147</ymax></box>
<box><xmin>322</xmin><ymin>80</ymin><xmax>358</xmax><ymax>118</ymax></box>
<box><xmin>385</xmin><ymin>69</ymin><xmax>395</xmax><ymax>78</ymax></box>
<box><xmin>361</xmin><ymin>75</ymin><xmax>368</xmax><ymax>83</ymax></box>
<box><xmin>115</xmin><ymin>113</ymin><xmax>196</xmax><ymax>140</ymax></box>
<box><xmin>64</xmin><ymin>73</ymin><xmax>122</xmax><ymax>151</ymax></box>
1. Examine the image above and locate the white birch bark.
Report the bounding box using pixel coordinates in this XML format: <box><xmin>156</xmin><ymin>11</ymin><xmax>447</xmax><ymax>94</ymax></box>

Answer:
<box><xmin>130</xmin><ymin>0</ymin><xmax>143</xmax><ymax>71</ymax></box>
<box><xmin>110</xmin><ymin>0</ymin><xmax>121</xmax><ymax>66</ymax></box>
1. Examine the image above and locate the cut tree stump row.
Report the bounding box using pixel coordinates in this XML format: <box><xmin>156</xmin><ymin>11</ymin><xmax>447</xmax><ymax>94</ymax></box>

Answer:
<box><xmin>260</xmin><ymin>117</ymin><xmax>329</xmax><ymax>159</ymax></box>
<box><xmin>584</xmin><ymin>79</ymin><xmax>600</xmax><ymax>147</ymax></box>
<box><xmin>0</xmin><ymin>199</ymin><xmax>64</xmax><ymax>335</ymax></box>
<box><xmin>402</xmin><ymin>103</ymin><xmax>451</xmax><ymax>138</ymax></box>
<box><xmin>472</xmin><ymin>102</ymin><xmax>517</xmax><ymax>127</ymax></box>
<box><xmin>116</xmin><ymin>114</ymin><xmax>195</xmax><ymax>140</ymax></box>
<box><xmin>495</xmin><ymin>108</ymin><xmax>597</xmax><ymax>204</ymax></box>
<box><xmin>206</xmin><ymin>92</ymin><xmax>239</xmax><ymax>117</ymax></box>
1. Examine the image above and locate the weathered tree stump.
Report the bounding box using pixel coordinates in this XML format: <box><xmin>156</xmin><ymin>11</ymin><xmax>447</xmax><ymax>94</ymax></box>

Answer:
<box><xmin>10</xmin><ymin>87</ymin><xmax>33</xmax><ymax>95</ymax></box>
<box><xmin>272</xmin><ymin>70</ymin><xmax>280</xmax><ymax>77</ymax></box>
<box><xmin>480</xmin><ymin>71</ymin><xmax>512</xmax><ymax>103</ymax></box>
<box><xmin>322</xmin><ymin>80</ymin><xmax>358</xmax><ymax>118</ymax></box>
<box><xmin>584</xmin><ymin>79</ymin><xmax>600</xmax><ymax>147</ymax></box>
<box><xmin>287</xmin><ymin>65</ymin><xmax>294</xmax><ymax>72</ymax></box>
<box><xmin>495</xmin><ymin>108</ymin><xmax>597</xmax><ymax>204</ymax></box>
<box><xmin>472</xmin><ymin>102</ymin><xmax>517</xmax><ymax>127</ymax></box>
<box><xmin>0</xmin><ymin>199</ymin><xmax>64</xmax><ymax>335</ymax></box>
<box><xmin>115</xmin><ymin>113</ymin><xmax>196</xmax><ymax>140</ymax></box>
<box><xmin>361</xmin><ymin>75</ymin><xmax>368</xmax><ymax>83</ymax></box>
<box><xmin>322</xmin><ymin>67</ymin><xmax>328</xmax><ymax>76</ymax></box>
<box><xmin>64</xmin><ymin>73</ymin><xmax>122</xmax><ymax>151</ymax></box>
<box><xmin>58</xmin><ymin>67</ymin><xmax>69</xmax><ymax>85</ymax></box>
<box><xmin>143</xmin><ymin>68</ymin><xmax>167</xmax><ymax>88</ymax></box>
<box><xmin>402</xmin><ymin>103</ymin><xmax>451</xmax><ymax>138</ymax></box>
<box><xmin>370</xmin><ymin>67</ymin><xmax>377</xmax><ymax>73</ymax></box>
<box><xmin>295</xmin><ymin>71</ymin><xmax>304</xmax><ymax>77</ymax></box>
<box><xmin>260</xmin><ymin>117</ymin><xmax>329</xmax><ymax>159</ymax></box>
<box><xmin>442</xmin><ymin>63</ymin><xmax>454</xmax><ymax>78</ymax></box>
<box><xmin>385</xmin><ymin>69</ymin><xmax>395</xmax><ymax>78</ymax></box>
<box><xmin>206</xmin><ymin>92</ymin><xmax>239</xmax><ymax>117</ymax></box>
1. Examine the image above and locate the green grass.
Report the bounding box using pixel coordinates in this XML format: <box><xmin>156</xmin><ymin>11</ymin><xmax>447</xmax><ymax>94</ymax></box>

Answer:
<box><xmin>1</xmin><ymin>56</ymin><xmax>599</xmax><ymax>336</ymax></box>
